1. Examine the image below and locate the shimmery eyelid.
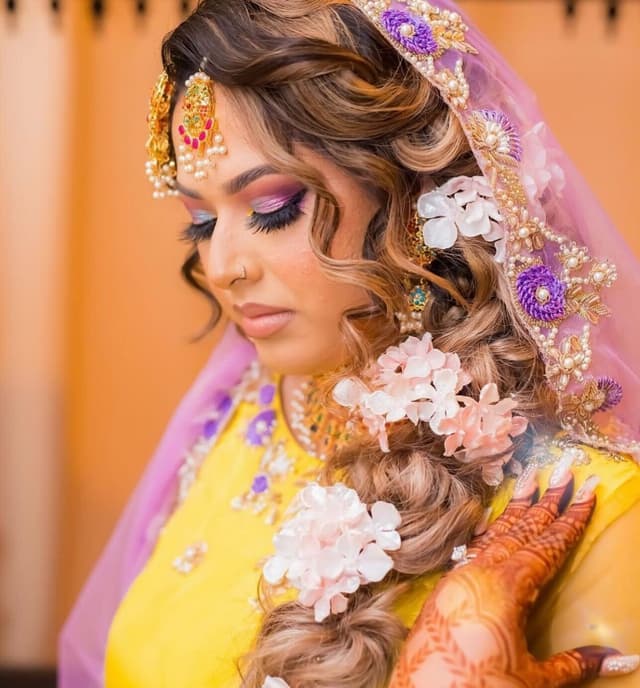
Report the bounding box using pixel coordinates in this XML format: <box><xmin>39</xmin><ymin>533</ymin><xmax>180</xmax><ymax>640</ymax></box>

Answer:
<box><xmin>191</xmin><ymin>209</ymin><xmax>215</xmax><ymax>224</ymax></box>
<box><xmin>251</xmin><ymin>188</ymin><xmax>304</xmax><ymax>214</ymax></box>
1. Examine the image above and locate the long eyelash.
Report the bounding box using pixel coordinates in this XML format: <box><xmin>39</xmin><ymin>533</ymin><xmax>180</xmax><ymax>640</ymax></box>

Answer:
<box><xmin>248</xmin><ymin>188</ymin><xmax>307</xmax><ymax>233</ymax></box>
<box><xmin>179</xmin><ymin>188</ymin><xmax>307</xmax><ymax>244</ymax></box>
<box><xmin>180</xmin><ymin>218</ymin><xmax>216</xmax><ymax>243</ymax></box>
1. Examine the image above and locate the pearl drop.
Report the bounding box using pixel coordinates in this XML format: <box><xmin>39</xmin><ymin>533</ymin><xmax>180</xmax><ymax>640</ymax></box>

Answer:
<box><xmin>593</xmin><ymin>271</ymin><xmax>604</xmax><ymax>283</ymax></box>
<box><xmin>518</xmin><ymin>227</ymin><xmax>529</xmax><ymax>238</ymax></box>
<box><xmin>214</xmin><ymin>134</ymin><xmax>224</xmax><ymax>144</ymax></box>
<box><xmin>399</xmin><ymin>22</ymin><xmax>415</xmax><ymax>37</ymax></box>
<box><xmin>535</xmin><ymin>286</ymin><xmax>550</xmax><ymax>304</ymax></box>
<box><xmin>563</xmin><ymin>357</ymin><xmax>575</xmax><ymax>370</ymax></box>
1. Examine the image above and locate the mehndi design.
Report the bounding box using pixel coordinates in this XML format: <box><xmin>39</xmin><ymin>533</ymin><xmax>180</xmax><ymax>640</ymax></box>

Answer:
<box><xmin>389</xmin><ymin>472</ymin><xmax>638</xmax><ymax>686</ymax></box>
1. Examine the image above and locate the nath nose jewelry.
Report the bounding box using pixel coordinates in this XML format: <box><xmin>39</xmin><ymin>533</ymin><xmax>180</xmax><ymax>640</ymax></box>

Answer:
<box><xmin>231</xmin><ymin>265</ymin><xmax>247</xmax><ymax>285</ymax></box>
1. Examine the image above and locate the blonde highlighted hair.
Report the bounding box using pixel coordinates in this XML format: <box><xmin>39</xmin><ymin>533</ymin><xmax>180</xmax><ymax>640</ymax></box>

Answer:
<box><xmin>163</xmin><ymin>1</ymin><xmax>558</xmax><ymax>685</ymax></box>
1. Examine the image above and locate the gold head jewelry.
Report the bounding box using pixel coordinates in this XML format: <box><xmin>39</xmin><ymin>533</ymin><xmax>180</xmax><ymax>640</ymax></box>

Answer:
<box><xmin>396</xmin><ymin>209</ymin><xmax>435</xmax><ymax>335</ymax></box>
<box><xmin>145</xmin><ymin>58</ymin><xmax>228</xmax><ymax>200</ymax></box>
<box><xmin>145</xmin><ymin>70</ymin><xmax>178</xmax><ymax>199</ymax></box>
<box><xmin>176</xmin><ymin>57</ymin><xmax>227</xmax><ymax>183</ymax></box>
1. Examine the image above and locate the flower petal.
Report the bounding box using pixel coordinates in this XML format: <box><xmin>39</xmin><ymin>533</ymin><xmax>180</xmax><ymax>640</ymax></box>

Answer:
<box><xmin>357</xmin><ymin>544</ymin><xmax>394</xmax><ymax>582</ymax></box>
<box><xmin>422</xmin><ymin>216</ymin><xmax>458</xmax><ymax>250</ymax></box>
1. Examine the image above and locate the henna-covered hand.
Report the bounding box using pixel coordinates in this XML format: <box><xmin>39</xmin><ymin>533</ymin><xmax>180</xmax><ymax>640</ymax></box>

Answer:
<box><xmin>389</xmin><ymin>465</ymin><xmax>640</xmax><ymax>687</ymax></box>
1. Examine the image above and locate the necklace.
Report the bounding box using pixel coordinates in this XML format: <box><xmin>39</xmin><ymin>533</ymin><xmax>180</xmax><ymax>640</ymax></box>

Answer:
<box><xmin>289</xmin><ymin>375</ymin><xmax>352</xmax><ymax>461</ymax></box>
<box><xmin>170</xmin><ymin>360</ymin><xmax>349</xmax><ymax>575</ymax></box>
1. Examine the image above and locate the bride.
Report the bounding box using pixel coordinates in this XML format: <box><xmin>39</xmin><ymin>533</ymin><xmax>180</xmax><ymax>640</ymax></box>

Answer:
<box><xmin>60</xmin><ymin>1</ymin><xmax>640</xmax><ymax>686</ymax></box>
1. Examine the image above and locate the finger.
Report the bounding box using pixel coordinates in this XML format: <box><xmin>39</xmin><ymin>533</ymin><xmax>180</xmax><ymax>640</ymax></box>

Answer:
<box><xmin>466</xmin><ymin>463</ymin><xmax>539</xmax><ymax>559</ymax></box>
<box><xmin>534</xmin><ymin>647</ymin><xmax>639</xmax><ymax>687</ymax></box>
<box><xmin>474</xmin><ymin>469</ymin><xmax>574</xmax><ymax>568</ymax></box>
<box><xmin>501</xmin><ymin>476</ymin><xmax>597</xmax><ymax>608</ymax></box>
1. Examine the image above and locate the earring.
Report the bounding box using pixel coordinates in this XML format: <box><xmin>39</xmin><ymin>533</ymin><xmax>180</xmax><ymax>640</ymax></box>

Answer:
<box><xmin>395</xmin><ymin>209</ymin><xmax>435</xmax><ymax>335</ymax></box>
<box><xmin>145</xmin><ymin>70</ymin><xmax>178</xmax><ymax>199</ymax></box>
<box><xmin>176</xmin><ymin>57</ymin><xmax>227</xmax><ymax>182</ymax></box>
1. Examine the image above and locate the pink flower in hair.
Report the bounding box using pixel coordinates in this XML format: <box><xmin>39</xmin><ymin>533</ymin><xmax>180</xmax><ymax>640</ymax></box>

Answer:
<box><xmin>440</xmin><ymin>383</ymin><xmax>529</xmax><ymax>485</ymax></box>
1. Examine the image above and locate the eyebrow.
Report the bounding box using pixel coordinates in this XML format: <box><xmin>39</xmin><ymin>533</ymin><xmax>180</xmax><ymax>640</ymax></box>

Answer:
<box><xmin>174</xmin><ymin>164</ymin><xmax>278</xmax><ymax>200</ymax></box>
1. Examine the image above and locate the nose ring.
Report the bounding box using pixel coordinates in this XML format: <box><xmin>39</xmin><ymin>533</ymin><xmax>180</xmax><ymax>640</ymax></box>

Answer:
<box><xmin>231</xmin><ymin>264</ymin><xmax>247</xmax><ymax>286</ymax></box>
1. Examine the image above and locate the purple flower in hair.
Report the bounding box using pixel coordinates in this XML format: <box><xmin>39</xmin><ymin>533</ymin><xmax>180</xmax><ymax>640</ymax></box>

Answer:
<box><xmin>596</xmin><ymin>376</ymin><xmax>623</xmax><ymax>411</ymax></box>
<box><xmin>381</xmin><ymin>9</ymin><xmax>438</xmax><ymax>55</ymax></box>
<box><xmin>516</xmin><ymin>265</ymin><xmax>566</xmax><ymax>322</ymax></box>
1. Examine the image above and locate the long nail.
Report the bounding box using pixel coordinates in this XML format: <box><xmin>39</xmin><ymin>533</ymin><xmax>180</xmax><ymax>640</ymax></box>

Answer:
<box><xmin>548</xmin><ymin>449</ymin><xmax>576</xmax><ymax>487</ymax></box>
<box><xmin>574</xmin><ymin>474</ymin><xmax>600</xmax><ymax>502</ymax></box>
<box><xmin>474</xmin><ymin>506</ymin><xmax>493</xmax><ymax>535</ymax></box>
<box><xmin>600</xmin><ymin>654</ymin><xmax>640</xmax><ymax>676</ymax></box>
<box><xmin>514</xmin><ymin>462</ymin><xmax>538</xmax><ymax>497</ymax></box>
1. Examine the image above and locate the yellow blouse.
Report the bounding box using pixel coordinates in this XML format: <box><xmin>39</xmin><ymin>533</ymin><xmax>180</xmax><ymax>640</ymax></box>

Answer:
<box><xmin>105</xmin><ymin>371</ymin><xmax>640</xmax><ymax>688</ymax></box>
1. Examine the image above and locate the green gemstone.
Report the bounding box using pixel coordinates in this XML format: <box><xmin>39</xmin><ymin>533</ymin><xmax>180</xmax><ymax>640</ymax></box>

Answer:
<box><xmin>409</xmin><ymin>286</ymin><xmax>427</xmax><ymax>309</ymax></box>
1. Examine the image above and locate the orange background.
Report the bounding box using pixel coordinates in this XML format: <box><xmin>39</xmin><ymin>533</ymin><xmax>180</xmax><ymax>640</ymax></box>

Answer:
<box><xmin>0</xmin><ymin>0</ymin><xmax>638</xmax><ymax>666</ymax></box>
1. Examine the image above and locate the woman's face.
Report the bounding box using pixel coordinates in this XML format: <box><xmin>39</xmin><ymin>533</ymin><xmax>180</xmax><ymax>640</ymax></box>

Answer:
<box><xmin>171</xmin><ymin>87</ymin><xmax>378</xmax><ymax>376</ymax></box>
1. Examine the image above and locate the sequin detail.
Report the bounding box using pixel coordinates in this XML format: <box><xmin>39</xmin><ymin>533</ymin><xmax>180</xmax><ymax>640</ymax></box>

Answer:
<box><xmin>172</xmin><ymin>541</ymin><xmax>208</xmax><ymax>575</ymax></box>
<box><xmin>471</xmin><ymin>109</ymin><xmax>522</xmax><ymax>162</ymax></box>
<box><xmin>516</xmin><ymin>264</ymin><xmax>566</xmax><ymax>322</ymax></box>
<box><xmin>381</xmin><ymin>9</ymin><xmax>438</xmax><ymax>55</ymax></box>
<box><xmin>349</xmin><ymin>0</ymin><xmax>629</xmax><ymax>450</ymax></box>
<box><xmin>596</xmin><ymin>376</ymin><xmax>623</xmax><ymax>411</ymax></box>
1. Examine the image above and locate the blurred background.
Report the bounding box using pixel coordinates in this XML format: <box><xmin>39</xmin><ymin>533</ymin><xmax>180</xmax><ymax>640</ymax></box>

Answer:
<box><xmin>0</xmin><ymin>0</ymin><xmax>638</xmax><ymax>683</ymax></box>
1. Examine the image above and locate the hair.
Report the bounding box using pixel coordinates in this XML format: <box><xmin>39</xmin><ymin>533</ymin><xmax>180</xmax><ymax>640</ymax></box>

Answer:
<box><xmin>162</xmin><ymin>2</ymin><xmax>559</xmax><ymax>685</ymax></box>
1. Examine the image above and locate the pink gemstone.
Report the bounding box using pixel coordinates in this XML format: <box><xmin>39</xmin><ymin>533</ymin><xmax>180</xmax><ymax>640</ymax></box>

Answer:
<box><xmin>205</xmin><ymin>119</ymin><xmax>212</xmax><ymax>130</ymax></box>
<box><xmin>199</xmin><ymin>131</ymin><xmax>206</xmax><ymax>141</ymax></box>
<box><xmin>184</xmin><ymin>135</ymin><xmax>191</xmax><ymax>145</ymax></box>
<box><xmin>192</xmin><ymin>139</ymin><xmax>199</xmax><ymax>150</ymax></box>
<box><xmin>178</xmin><ymin>125</ymin><xmax>185</xmax><ymax>135</ymax></box>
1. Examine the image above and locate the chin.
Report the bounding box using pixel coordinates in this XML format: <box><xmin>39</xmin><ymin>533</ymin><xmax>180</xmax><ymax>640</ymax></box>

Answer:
<box><xmin>252</xmin><ymin>337</ymin><xmax>344</xmax><ymax>377</ymax></box>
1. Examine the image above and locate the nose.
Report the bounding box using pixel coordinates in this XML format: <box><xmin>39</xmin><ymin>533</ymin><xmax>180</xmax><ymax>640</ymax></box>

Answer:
<box><xmin>202</xmin><ymin>214</ymin><xmax>257</xmax><ymax>290</ymax></box>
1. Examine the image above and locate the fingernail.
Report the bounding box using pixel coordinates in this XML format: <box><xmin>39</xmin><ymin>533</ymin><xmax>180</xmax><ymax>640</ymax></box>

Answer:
<box><xmin>549</xmin><ymin>449</ymin><xmax>576</xmax><ymax>487</ymax></box>
<box><xmin>514</xmin><ymin>462</ymin><xmax>538</xmax><ymax>497</ymax></box>
<box><xmin>601</xmin><ymin>654</ymin><xmax>640</xmax><ymax>676</ymax></box>
<box><xmin>574</xmin><ymin>474</ymin><xmax>600</xmax><ymax>502</ymax></box>
<box><xmin>474</xmin><ymin>507</ymin><xmax>493</xmax><ymax>535</ymax></box>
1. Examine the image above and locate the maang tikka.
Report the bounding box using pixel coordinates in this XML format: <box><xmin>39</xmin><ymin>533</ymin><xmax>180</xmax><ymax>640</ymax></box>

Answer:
<box><xmin>145</xmin><ymin>57</ymin><xmax>228</xmax><ymax>199</ymax></box>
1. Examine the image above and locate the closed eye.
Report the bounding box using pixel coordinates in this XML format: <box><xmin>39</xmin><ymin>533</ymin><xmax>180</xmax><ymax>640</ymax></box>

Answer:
<box><xmin>179</xmin><ymin>188</ymin><xmax>307</xmax><ymax>243</ymax></box>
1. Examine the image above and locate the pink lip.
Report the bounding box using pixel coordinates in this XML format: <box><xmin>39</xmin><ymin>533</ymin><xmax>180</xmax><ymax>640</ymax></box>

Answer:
<box><xmin>234</xmin><ymin>303</ymin><xmax>294</xmax><ymax>339</ymax></box>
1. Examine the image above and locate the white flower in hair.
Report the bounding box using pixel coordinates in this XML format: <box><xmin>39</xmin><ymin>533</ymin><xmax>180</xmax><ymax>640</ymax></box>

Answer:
<box><xmin>262</xmin><ymin>678</ymin><xmax>290</xmax><ymax>688</ymax></box>
<box><xmin>417</xmin><ymin>175</ymin><xmax>505</xmax><ymax>261</ymax></box>
<box><xmin>263</xmin><ymin>483</ymin><xmax>401</xmax><ymax>623</ymax></box>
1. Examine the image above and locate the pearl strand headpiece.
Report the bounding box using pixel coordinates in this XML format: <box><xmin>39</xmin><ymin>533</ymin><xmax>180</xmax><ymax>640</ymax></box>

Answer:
<box><xmin>145</xmin><ymin>57</ymin><xmax>227</xmax><ymax>199</ymax></box>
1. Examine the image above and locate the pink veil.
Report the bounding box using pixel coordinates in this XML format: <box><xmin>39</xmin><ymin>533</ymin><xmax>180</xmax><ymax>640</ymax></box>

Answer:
<box><xmin>59</xmin><ymin>1</ymin><xmax>640</xmax><ymax>685</ymax></box>
<box><xmin>58</xmin><ymin>325</ymin><xmax>256</xmax><ymax>685</ymax></box>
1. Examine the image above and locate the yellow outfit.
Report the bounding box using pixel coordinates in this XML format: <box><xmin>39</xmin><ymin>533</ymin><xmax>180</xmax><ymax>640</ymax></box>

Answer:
<box><xmin>105</xmin><ymin>372</ymin><xmax>640</xmax><ymax>688</ymax></box>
